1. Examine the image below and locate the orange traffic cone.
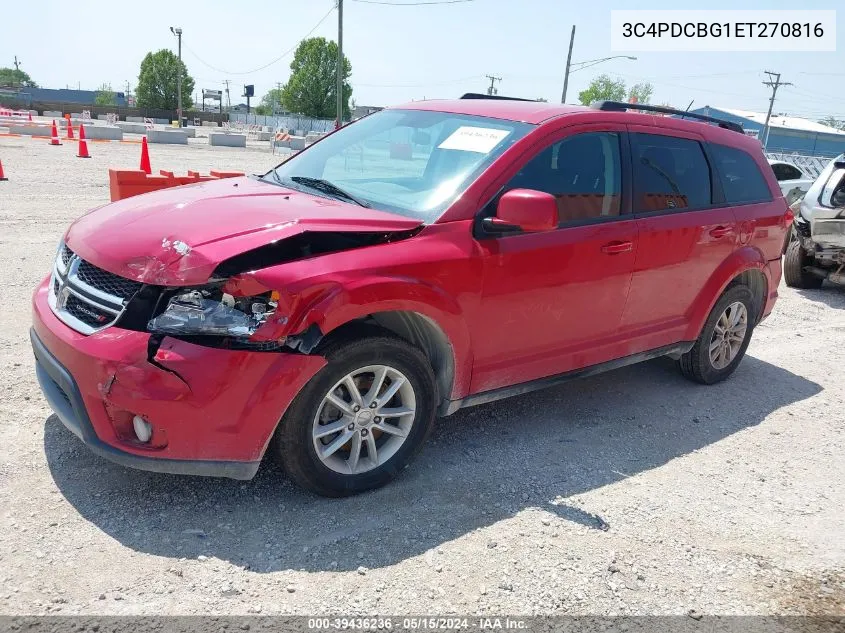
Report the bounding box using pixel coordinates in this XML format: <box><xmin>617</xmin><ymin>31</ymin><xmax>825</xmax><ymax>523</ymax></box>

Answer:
<box><xmin>66</xmin><ymin>118</ymin><xmax>74</xmax><ymax>140</ymax></box>
<box><xmin>48</xmin><ymin>120</ymin><xmax>62</xmax><ymax>146</ymax></box>
<box><xmin>0</xmin><ymin>160</ymin><xmax>7</xmax><ymax>181</ymax></box>
<box><xmin>77</xmin><ymin>124</ymin><xmax>90</xmax><ymax>159</ymax></box>
<box><xmin>139</xmin><ymin>136</ymin><xmax>151</xmax><ymax>174</ymax></box>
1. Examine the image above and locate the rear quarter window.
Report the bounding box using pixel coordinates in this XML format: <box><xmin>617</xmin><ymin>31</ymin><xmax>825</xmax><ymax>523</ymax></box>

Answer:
<box><xmin>711</xmin><ymin>144</ymin><xmax>773</xmax><ymax>204</ymax></box>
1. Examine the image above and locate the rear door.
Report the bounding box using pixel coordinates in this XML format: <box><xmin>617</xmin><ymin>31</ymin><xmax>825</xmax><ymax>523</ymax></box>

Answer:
<box><xmin>713</xmin><ymin>144</ymin><xmax>783</xmax><ymax>261</ymax></box>
<box><xmin>620</xmin><ymin>128</ymin><xmax>738</xmax><ymax>349</ymax></box>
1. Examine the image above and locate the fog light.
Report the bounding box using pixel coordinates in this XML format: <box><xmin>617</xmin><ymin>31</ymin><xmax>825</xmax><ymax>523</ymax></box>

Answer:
<box><xmin>132</xmin><ymin>415</ymin><xmax>153</xmax><ymax>443</ymax></box>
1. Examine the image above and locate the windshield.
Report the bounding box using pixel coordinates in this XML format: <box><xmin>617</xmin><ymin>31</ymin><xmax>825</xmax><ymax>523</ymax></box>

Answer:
<box><xmin>265</xmin><ymin>109</ymin><xmax>533</xmax><ymax>222</ymax></box>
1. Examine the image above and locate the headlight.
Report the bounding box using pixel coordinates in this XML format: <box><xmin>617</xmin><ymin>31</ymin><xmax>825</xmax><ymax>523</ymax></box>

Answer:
<box><xmin>147</xmin><ymin>289</ymin><xmax>277</xmax><ymax>338</ymax></box>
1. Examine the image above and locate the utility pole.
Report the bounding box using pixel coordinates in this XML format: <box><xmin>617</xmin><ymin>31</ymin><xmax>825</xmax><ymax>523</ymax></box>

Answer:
<box><xmin>13</xmin><ymin>56</ymin><xmax>21</xmax><ymax>71</ymax></box>
<box><xmin>276</xmin><ymin>81</ymin><xmax>283</xmax><ymax>115</ymax></box>
<box><xmin>170</xmin><ymin>27</ymin><xmax>183</xmax><ymax>125</ymax></box>
<box><xmin>336</xmin><ymin>0</ymin><xmax>344</xmax><ymax>127</ymax></box>
<box><xmin>485</xmin><ymin>75</ymin><xmax>501</xmax><ymax>96</ymax></box>
<box><xmin>561</xmin><ymin>25</ymin><xmax>575</xmax><ymax>104</ymax></box>
<box><xmin>761</xmin><ymin>71</ymin><xmax>792</xmax><ymax>149</ymax></box>
<box><xmin>223</xmin><ymin>79</ymin><xmax>231</xmax><ymax>110</ymax></box>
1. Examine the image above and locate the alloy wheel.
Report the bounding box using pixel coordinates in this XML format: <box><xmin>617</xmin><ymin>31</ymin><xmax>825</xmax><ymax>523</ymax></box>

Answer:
<box><xmin>312</xmin><ymin>365</ymin><xmax>416</xmax><ymax>475</ymax></box>
<box><xmin>708</xmin><ymin>301</ymin><xmax>748</xmax><ymax>370</ymax></box>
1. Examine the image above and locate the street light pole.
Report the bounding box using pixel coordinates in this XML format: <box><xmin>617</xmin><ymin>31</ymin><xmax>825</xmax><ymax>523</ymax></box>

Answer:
<box><xmin>561</xmin><ymin>25</ymin><xmax>575</xmax><ymax>104</ymax></box>
<box><xmin>170</xmin><ymin>26</ymin><xmax>183</xmax><ymax>125</ymax></box>
<box><xmin>561</xmin><ymin>53</ymin><xmax>637</xmax><ymax>104</ymax></box>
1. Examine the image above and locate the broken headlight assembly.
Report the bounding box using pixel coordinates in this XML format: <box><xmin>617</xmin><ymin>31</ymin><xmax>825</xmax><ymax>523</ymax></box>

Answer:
<box><xmin>147</xmin><ymin>289</ymin><xmax>278</xmax><ymax>338</ymax></box>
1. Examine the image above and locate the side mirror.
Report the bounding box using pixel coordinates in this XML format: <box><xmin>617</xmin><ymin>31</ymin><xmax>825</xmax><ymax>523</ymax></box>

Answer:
<box><xmin>832</xmin><ymin>186</ymin><xmax>845</xmax><ymax>208</ymax></box>
<box><xmin>484</xmin><ymin>189</ymin><xmax>559</xmax><ymax>234</ymax></box>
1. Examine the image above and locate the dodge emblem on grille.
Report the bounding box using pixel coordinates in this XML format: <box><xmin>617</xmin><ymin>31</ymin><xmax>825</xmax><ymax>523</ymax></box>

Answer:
<box><xmin>55</xmin><ymin>283</ymin><xmax>70</xmax><ymax>310</ymax></box>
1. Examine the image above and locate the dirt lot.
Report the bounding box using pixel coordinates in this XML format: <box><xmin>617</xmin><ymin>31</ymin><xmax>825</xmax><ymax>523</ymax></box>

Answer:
<box><xmin>0</xmin><ymin>131</ymin><xmax>843</xmax><ymax>616</ymax></box>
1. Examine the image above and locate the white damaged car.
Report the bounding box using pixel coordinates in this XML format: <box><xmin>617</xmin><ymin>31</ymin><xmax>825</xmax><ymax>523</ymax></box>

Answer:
<box><xmin>785</xmin><ymin>154</ymin><xmax>845</xmax><ymax>288</ymax></box>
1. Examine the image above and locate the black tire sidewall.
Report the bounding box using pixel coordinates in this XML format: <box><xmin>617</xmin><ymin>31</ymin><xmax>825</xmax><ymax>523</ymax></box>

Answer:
<box><xmin>691</xmin><ymin>286</ymin><xmax>755</xmax><ymax>384</ymax></box>
<box><xmin>275</xmin><ymin>336</ymin><xmax>436</xmax><ymax>496</ymax></box>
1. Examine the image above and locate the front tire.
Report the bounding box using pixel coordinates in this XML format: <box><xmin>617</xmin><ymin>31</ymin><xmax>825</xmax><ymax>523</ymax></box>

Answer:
<box><xmin>784</xmin><ymin>240</ymin><xmax>824</xmax><ymax>289</ymax></box>
<box><xmin>678</xmin><ymin>285</ymin><xmax>755</xmax><ymax>385</ymax></box>
<box><xmin>272</xmin><ymin>331</ymin><xmax>437</xmax><ymax>497</ymax></box>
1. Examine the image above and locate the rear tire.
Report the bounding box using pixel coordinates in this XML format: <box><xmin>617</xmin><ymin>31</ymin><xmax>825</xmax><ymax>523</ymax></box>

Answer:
<box><xmin>784</xmin><ymin>240</ymin><xmax>824</xmax><ymax>289</ymax></box>
<box><xmin>678</xmin><ymin>285</ymin><xmax>755</xmax><ymax>385</ymax></box>
<box><xmin>272</xmin><ymin>330</ymin><xmax>437</xmax><ymax>497</ymax></box>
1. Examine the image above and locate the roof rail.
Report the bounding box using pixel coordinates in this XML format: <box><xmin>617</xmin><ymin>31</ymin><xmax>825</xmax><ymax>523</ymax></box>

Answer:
<box><xmin>460</xmin><ymin>93</ymin><xmax>536</xmax><ymax>102</ymax></box>
<box><xmin>591</xmin><ymin>101</ymin><xmax>744</xmax><ymax>134</ymax></box>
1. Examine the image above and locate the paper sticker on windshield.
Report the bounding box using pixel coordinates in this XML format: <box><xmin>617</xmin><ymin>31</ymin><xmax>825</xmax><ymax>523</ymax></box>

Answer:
<box><xmin>438</xmin><ymin>126</ymin><xmax>510</xmax><ymax>153</ymax></box>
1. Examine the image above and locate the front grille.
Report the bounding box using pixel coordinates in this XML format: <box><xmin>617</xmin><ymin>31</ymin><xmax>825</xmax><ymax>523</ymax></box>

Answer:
<box><xmin>49</xmin><ymin>246</ymin><xmax>140</xmax><ymax>335</ymax></box>
<box><xmin>60</xmin><ymin>244</ymin><xmax>74</xmax><ymax>268</ymax></box>
<box><xmin>64</xmin><ymin>294</ymin><xmax>113</xmax><ymax>328</ymax></box>
<box><xmin>77</xmin><ymin>260</ymin><xmax>142</xmax><ymax>301</ymax></box>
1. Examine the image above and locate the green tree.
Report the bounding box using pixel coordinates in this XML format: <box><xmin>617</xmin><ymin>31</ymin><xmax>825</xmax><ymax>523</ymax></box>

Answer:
<box><xmin>94</xmin><ymin>83</ymin><xmax>116</xmax><ymax>106</ymax></box>
<box><xmin>256</xmin><ymin>87</ymin><xmax>284</xmax><ymax>116</ymax></box>
<box><xmin>819</xmin><ymin>115</ymin><xmax>845</xmax><ymax>131</ymax></box>
<box><xmin>0</xmin><ymin>67</ymin><xmax>37</xmax><ymax>88</ymax></box>
<box><xmin>578</xmin><ymin>74</ymin><xmax>626</xmax><ymax>105</ymax></box>
<box><xmin>628</xmin><ymin>82</ymin><xmax>653</xmax><ymax>104</ymax></box>
<box><xmin>136</xmin><ymin>49</ymin><xmax>195</xmax><ymax>110</ymax></box>
<box><xmin>280</xmin><ymin>37</ymin><xmax>352</xmax><ymax>119</ymax></box>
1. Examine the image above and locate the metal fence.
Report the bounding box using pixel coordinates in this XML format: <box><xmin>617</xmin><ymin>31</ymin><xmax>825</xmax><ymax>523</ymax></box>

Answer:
<box><xmin>229</xmin><ymin>112</ymin><xmax>335</xmax><ymax>134</ymax></box>
<box><xmin>765</xmin><ymin>152</ymin><xmax>837</xmax><ymax>179</ymax></box>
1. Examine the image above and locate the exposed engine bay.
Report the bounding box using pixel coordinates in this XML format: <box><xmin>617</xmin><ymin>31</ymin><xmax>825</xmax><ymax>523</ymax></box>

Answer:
<box><xmin>785</xmin><ymin>154</ymin><xmax>845</xmax><ymax>288</ymax></box>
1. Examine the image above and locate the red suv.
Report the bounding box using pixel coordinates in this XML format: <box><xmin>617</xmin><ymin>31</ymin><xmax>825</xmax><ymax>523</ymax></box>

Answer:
<box><xmin>31</xmin><ymin>97</ymin><xmax>789</xmax><ymax>496</ymax></box>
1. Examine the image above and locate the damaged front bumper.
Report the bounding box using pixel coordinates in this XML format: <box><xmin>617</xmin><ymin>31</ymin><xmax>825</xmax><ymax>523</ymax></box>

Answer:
<box><xmin>31</xmin><ymin>278</ymin><xmax>326</xmax><ymax>479</ymax></box>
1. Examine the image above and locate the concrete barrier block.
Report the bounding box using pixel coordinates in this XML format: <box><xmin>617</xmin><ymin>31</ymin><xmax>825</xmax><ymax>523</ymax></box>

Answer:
<box><xmin>176</xmin><ymin>127</ymin><xmax>195</xmax><ymax>137</ymax></box>
<box><xmin>70</xmin><ymin>113</ymin><xmax>83</xmax><ymax>119</ymax></box>
<box><xmin>304</xmin><ymin>132</ymin><xmax>324</xmax><ymax>146</ymax></box>
<box><xmin>201</xmin><ymin>120</ymin><xmax>219</xmax><ymax>127</ymax></box>
<box><xmin>126</xmin><ymin>116</ymin><xmax>145</xmax><ymax>123</ymax></box>
<box><xmin>209</xmin><ymin>133</ymin><xmax>247</xmax><ymax>148</ymax></box>
<box><xmin>42</xmin><ymin>110</ymin><xmax>63</xmax><ymax>118</ymax></box>
<box><xmin>116</xmin><ymin>122</ymin><xmax>148</xmax><ymax>134</ymax></box>
<box><xmin>147</xmin><ymin>129</ymin><xmax>189</xmax><ymax>144</ymax></box>
<box><xmin>154</xmin><ymin>118</ymin><xmax>170</xmax><ymax>125</ymax></box>
<box><xmin>289</xmin><ymin>136</ymin><xmax>306</xmax><ymax>150</ymax></box>
<box><xmin>9</xmin><ymin>125</ymin><xmax>52</xmax><ymax>137</ymax></box>
<box><xmin>256</xmin><ymin>131</ymin><xmax>273</xmax><ymax>141</ymax></box>
<box><xmin>83</xmin><ymin>126</ymin><xmax>123</xmax><ymax>140</ymax></box>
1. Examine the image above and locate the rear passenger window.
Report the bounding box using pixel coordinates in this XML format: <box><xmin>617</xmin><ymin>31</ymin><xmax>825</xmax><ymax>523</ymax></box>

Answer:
<box><xmin>632</xmin><ymin>134</ymin><xmax>712</xmax><ymax>213</ymax></box>
<box><xmin>711</xmin><ymin>144</ymin><xmax>773</xmax><ymax>203</ymax></box>
<box><xmin>506</xmin><ymin>132</ymin><xmax>621</xmax><ymax>225</ymax></box>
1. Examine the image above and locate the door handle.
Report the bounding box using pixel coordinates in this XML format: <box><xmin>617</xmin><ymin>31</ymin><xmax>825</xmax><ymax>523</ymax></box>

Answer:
<box><xmin>709</xmin><ymin>225</ymin><xmax>733</xmax><ymax>238</ymax></box>
<box><xmin>601</xmin><ymin>240</ymin><xmax>633</xmax><ymax>254</ymax></box>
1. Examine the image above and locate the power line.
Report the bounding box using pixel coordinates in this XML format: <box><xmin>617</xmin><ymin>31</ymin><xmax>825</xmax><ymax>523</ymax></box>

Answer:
<box><xmin>184</xmin><ymin>6</ymin><xmax>335</xmax><ymax>76</ymax></box>
<box><xmin>350</xmin><ymin>0</ymin><xmax>474</xmax><ymax>4</ymax></box>
<box><xmin>355</xmin><ymin>74</ymin><xmax>483</xmax><ymax>87</ymax></box>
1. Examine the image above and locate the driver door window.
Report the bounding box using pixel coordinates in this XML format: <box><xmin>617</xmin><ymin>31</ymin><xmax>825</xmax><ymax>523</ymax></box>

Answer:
<box><xmin>506</xmin><ymin>132</ymin><xmax>622</xmax><ymax>225</ymax></box>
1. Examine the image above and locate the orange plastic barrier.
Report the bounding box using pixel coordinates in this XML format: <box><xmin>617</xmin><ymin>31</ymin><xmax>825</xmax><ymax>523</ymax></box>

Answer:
<box><xmin>108</xmin><ymin>169</ymin><xmax>245</xmax><ymax>202</ymax></box>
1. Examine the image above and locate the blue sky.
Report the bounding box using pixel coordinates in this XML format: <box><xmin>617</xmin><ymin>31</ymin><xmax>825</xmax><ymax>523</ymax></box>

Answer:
<box><xmin>2</xmin><ymin>0</ymin><xmax>842</xmax><ymax>120</ymax></box>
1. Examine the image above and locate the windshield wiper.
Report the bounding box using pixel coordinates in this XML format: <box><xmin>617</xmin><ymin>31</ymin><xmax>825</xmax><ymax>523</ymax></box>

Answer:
<box><xmin>290</xmin><ymin>176</ymin><xmax>370</xmax><ymax>208</ymax></box>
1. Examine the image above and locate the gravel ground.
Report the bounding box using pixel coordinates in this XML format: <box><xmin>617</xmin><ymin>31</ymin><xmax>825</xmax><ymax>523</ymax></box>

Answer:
<box><xmin>0</xmin><ymin>132</ymin><xmax>843</xmax><ymax>617</ymax></box>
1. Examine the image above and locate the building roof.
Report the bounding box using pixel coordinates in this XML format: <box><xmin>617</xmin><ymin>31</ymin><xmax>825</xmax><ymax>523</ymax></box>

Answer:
<box><xmin>708</xmin><ymin>106</ymin><xmax>845</xmax><ymax>136</ymax></box>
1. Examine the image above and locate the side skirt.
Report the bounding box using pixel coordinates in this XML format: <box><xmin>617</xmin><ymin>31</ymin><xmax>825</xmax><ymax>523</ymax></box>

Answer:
<box><xmin>442</xmin><ymin>341</ymin><xmax>695</xmax><ymax>415</ymax></box>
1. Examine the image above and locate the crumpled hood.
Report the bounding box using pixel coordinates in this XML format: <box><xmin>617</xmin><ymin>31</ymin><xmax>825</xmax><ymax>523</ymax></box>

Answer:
<box><xmin>65</xmin><ymin>177</ymin><xmax>422</xmax><ymax>285</ymax></box>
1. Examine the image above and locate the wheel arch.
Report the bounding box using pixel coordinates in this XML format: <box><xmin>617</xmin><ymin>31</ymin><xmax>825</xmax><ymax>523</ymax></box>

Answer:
<box><xmin>315</xmin><ymin>310</ymin><xmax>458</xmax><ymax>413</ymax></box>
<box><xmin>686</xmin><ymin>247</ymin><xmax>770</xmax><ymax>339</ymax></box>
